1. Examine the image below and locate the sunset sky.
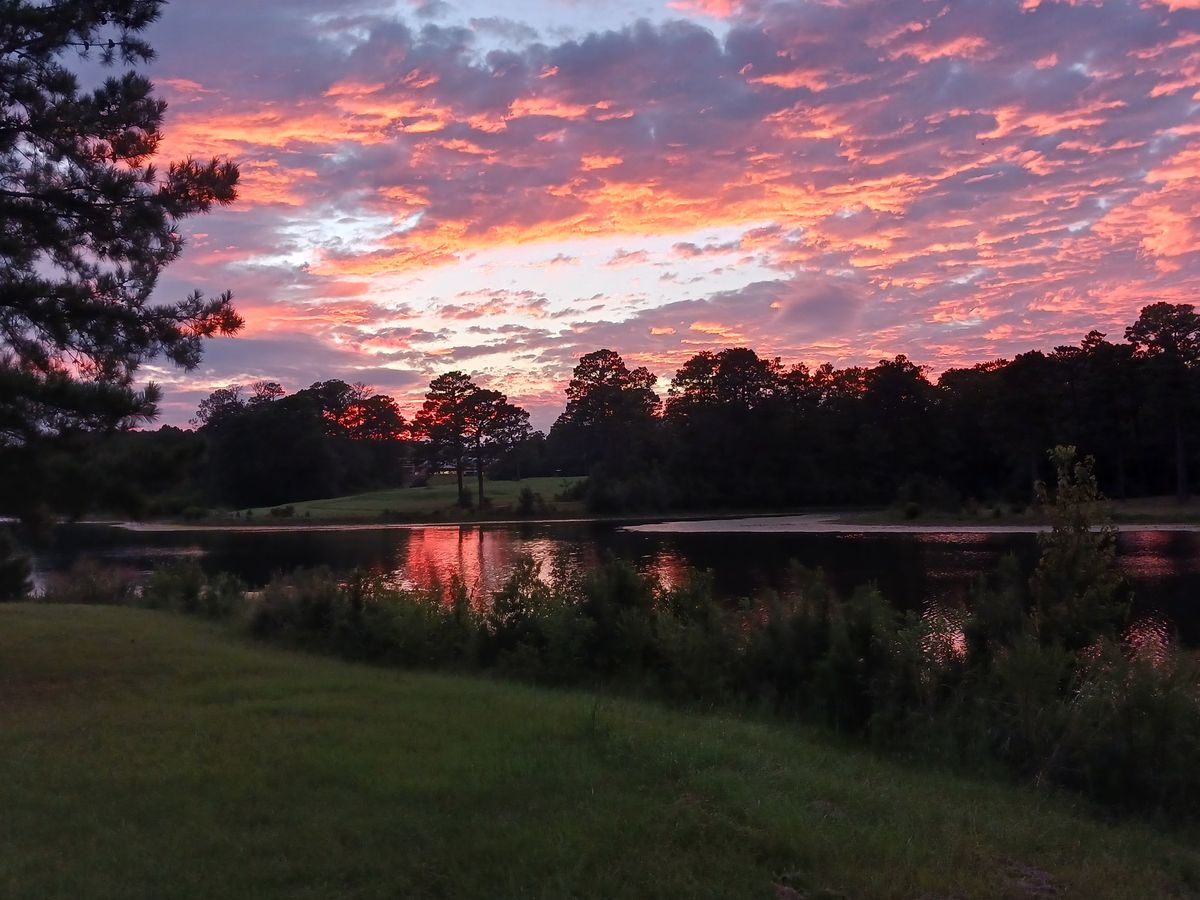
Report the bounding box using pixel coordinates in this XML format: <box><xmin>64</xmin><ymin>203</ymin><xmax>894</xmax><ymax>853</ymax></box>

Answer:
<box><xmin>139</xmin><ymin>0</ymin><xmax>1200</xmax><ymax>429</ymax></box>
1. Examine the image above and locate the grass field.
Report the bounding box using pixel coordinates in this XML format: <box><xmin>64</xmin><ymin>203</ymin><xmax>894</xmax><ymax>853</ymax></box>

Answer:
<box><xmin>2</xmin><ymin>605</ymin><xmax>1197</xmax><ymax>899</ymax></box>
<box><xmin>240</xmin><ymin>474</ymin><xmax>584</xmax><ymax>521</ymax></box>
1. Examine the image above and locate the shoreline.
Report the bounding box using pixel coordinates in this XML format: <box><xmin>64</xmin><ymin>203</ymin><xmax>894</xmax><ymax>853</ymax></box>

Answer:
<box><xmin>71</xmin><ymin>511</ymin><xmax>1200</xmax><ymax>535</ymax></box>
<box><xmin>83</xmin><ymin>515</ymin><xmax>612</xmax><ymax>533</ymax></box>
<box><xmin>623</xmin><ymin>514</ymin><xmax>1200</xmax><ymax>534</ymax></box>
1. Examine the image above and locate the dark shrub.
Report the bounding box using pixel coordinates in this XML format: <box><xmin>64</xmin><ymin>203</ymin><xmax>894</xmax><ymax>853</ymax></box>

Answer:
<box><xmin>43</xmin><ymin>559</ymin><xmax>137</xmax><ymax>605</ymax></box>
<box><xmin>141</xmin><ymin>562</ymin><xmax>243</xmax><ymax>618</ymax></box>
<box><xmin>555</xmin><ymin>478</ymin><xmax>588</xmax><ymax>502</ymax></box>
<box><xmin>0</xmin><ymin>530</ymin><xmax>31</xmax><ymax>601</ymax></box>
<box><xmin>141</xmin><ymin>559</ymin><xmax>206</xmax><ymax>612</ymax></box>
<box><xmin>1061</xmin><ymin>644</ymin><xmax>1200</xmax><ymax>813</ymax></box>
<box><xmin>653</xmin><ymin>569</ymin><xmax>739</xmax><ymax>701</ymax></box>
<box><xmin>247</xmin><ymin>568</ymin><xmax>477</xmax><ymax>667</ymax></box>
<box><xmin>584</xmin><ymin>471</ymin><xmax>671</xmax><ymax>514</ymax></box>
<box><xmin>203</xmin><ymin>572</ymin><xmax>245</xmax><ymax>619</ymax></box>
<box><xmin>895</xmin><ymin>475</ymin><xmax>960</xmax><ymax>513</ymax></box>
<box><xmin>740</xmin><ymin>566</ymin><xmax>838</xmax><ymax>714</ymax></box>
<box><xmin>250</xmin><ymin>567</ymin><xmax>343</xmax><ymax>639</ymax></box>
<box><xmin>480</xmin><ymin>556</ymin><xmax>590</xmax><ymax>681</ymax></box>
<box><xmin>1028</xmin><ymin>447</ymin><xmax>1129</xmax><ymax>651</ymax></box>
<box><xmin>580</xmin><ymin>558</ymin><xmax>658</xmax><ymax>679</ymax></box>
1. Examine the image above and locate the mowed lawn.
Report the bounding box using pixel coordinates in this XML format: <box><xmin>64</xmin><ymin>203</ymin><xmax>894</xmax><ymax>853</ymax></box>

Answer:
<box><xmin>243</xmin><ymin>474</ymin><xmax>583</xmax><ymax>520</ymax></box>
<box><xmin>2</xmin><ymin>606</ymin><xmax>1197</xmax><ymax>900</ymax></box>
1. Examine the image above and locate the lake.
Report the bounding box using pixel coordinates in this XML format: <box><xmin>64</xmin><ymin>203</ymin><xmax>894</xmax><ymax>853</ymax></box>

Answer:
<box><xmin>29</xmin><ymin>520</ymin><xmax>1200</xmax><ymax>646</ymax></box>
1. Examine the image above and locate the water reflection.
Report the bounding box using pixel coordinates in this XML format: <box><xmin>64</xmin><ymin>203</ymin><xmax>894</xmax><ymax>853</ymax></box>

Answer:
<box><xmin>920</xmin><ymin>607</ymin><xmax>968</xmax><ymax>662</ymax></box>
<box><xmin>28</xmin><ymin>522</ymin><xmax>1200</xmax><ymax>647</ymax></box>
<box><xmin>1125</xmin><ymin>615</ymin><xmax>1174</xmax><ymax>666</ymax></box>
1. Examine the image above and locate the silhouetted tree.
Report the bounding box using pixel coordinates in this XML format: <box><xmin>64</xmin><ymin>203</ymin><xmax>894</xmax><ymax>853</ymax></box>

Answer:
<box><xmin>414</xmin><ymin>372</ymin><xmax>479</xmax><ymax>506</ymax></box>
<box><xmin>1125</xmin><ymin>303</ymin><xmax>1200</xmax><ymax>502</ymax></box>
<box><xmin>197</xmin><ymin>388</ymin><xmax>335</xmax><ymax>507</ymax></box>
<box><xmin>0</xmin><ymin>1</ymin><xmax>240</xmax><ymax>447</ymax></box>
<box><xmin>937</xmin><ymin>361</ymin><xmax>1009</xmax><ymax>499</ymax></box>
<box><xmin>340</xmin><ymin>392</ymin><xmax>406</xmax><ymax>442</ymax></box>
<box><xmin>667</xmin><ymin>348</ymin><xmax>780</xmax><ymax>413</ymax></box>
<box><xmin>858</xmin><ymin>355</ymin><xmax>936</xmax><ymax>497</ymax></box>
<box><xmin>550</xmin><ymin>349</ymin><xmax>660</xmax><ymax>476</ymax></box>
<box><xmin>191</xmin><ymin>386</ymin><xmax>245</xmax><ymax>427</ymax></box>
<box><xmin>665</xmin><ymin>348</ymin><xmax>785</xmax><ymax>505</ymax></box>
<box><xmin>463</xmin><ymin>390</ymin><xmax>531</xmax><ymax>504</ymax></box>
<box><xmin>190</xmin><ymin>380</ymin><xmax>409</xmax><ymax>507</ymax></box>
<box><xmin>248</xmin><ymin>381</ymin><xmax>286</xmax><ymax>405</ymax></box>
<box><xmin>1052</xmin><ymin>332</ymin><xmax>1138</xmax><ymax>498</ymax></box>
<box><xmin>995</xmin><ymin>352</ymin><xmax>1059</xmax><ymax>497</ymax></box>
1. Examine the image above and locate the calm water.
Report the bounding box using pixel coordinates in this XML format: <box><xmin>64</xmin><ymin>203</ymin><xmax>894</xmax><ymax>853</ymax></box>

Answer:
<box><xmin>29</xmin><ymin>522</ymin><xmax>1200</xmax><ymax>645</ymax></box>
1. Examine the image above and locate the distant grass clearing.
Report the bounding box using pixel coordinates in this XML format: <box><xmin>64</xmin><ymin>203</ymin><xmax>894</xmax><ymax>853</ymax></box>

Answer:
<box><xmin>241</xmin><ymin>474</ymin><xmax>583</xmax><ymax>520</ymax></box>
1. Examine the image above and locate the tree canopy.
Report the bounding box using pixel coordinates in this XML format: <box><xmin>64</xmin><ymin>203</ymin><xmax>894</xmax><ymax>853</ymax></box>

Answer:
<box><xmin>413</xmin><ymin>372</ymin><xmax>530</xmax><ymax>506</ymax></box>
<box><xmin>1</xmin><ymin>0</ymin><xmax>241</xmax><ymax>447</ymax></box>
<box><xmin>549</xmin><ymin>349</ymin><xmax>661</xmax><ymax>481</ymax></box>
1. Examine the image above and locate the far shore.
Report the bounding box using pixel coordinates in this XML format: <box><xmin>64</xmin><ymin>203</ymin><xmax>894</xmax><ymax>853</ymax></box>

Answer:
<box><xmin>623</xmin><ymin>514</ymin><xmax>1200</xmax><ymax>535</ymax></box>
<box><xmin>88</xmin><ymin>515</ymin><xmax>608</xmax><ymax>533</ymax></box>
<box><xmin>74</xmin><ymin>511</ymin><xmax>1200</xmax><ymax>535</ymax></box>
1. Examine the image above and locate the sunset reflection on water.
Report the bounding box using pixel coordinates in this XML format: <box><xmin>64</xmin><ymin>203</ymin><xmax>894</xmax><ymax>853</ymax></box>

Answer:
<box><xmin>376</xmin><ymin>526</ymin><xmax>698</xmax><ymax>602</ymax></box>
<box><xmin>34</xmin><ymin>523</ymin><xmax>1200</xmax><ymax>648</ymax></box>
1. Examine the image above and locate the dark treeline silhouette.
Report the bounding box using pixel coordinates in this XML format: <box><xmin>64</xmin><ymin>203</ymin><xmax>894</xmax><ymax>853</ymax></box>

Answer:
<box><xmin>195</xmin><ymin>380</ymin><xmax>408</xmax><ymax>508</ymax></box>
<box><xmin>0</xmin><ymin>2</ymin><xmax>241</xmax><ymax>523</ymax></box>
<box><xmin>548</xmin><ymin>302</ymin><xmax>1200</xmax><ymax>513</ymax></box>
<box><xmin>10</xmin><ymin>371</ymin><xmax>532</xmax><ymax>517</ymax></box>
<box><xmin>136</xmin><ymin>372</ymin><xmax>528</xmax><ymax>513</ymax></box>
<box><xmin>6</xmin><ymin>302</ymin><xmax>1199</xmax><ymax>520</ymax></box>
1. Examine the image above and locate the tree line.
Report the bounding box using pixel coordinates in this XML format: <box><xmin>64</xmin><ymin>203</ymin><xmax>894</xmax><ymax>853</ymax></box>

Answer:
<box><xmin>546</xmin><ymin>302</ymin><xmax>1200</xmax><ymax>513</ymax></box>
<box><xmin>2</xmin><ymin>7</ymin><xmax>1197</xmax><ymax>522</ymax></box>
<box><xmin>174</xmin><ymin>372</ymin><xmax>531</xmax><ymax>511</ymax></box>
<box><xmin>4</xmin><ymin>301</ymin><xmax>1199</xmax><ymax>519</ymax></box>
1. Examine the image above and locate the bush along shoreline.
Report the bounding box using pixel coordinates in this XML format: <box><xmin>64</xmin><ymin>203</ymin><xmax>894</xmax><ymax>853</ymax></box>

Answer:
<box><xmin>30</xmin><ymin>447</ymin><xmax>1200</xmax><ymax>820</ymax></box>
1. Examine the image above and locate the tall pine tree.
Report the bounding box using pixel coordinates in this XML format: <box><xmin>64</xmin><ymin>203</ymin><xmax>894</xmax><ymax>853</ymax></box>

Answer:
<box><xmin>1</xmin><ymin>1</ymin><xmax>241</xmax><ymax>447</ymax></box>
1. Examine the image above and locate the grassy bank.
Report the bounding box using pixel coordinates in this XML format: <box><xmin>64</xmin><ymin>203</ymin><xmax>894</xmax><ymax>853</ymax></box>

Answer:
<box><xmin>234</xmin><ymin>474</ymin><xmax>583</xmax><ymax>522</ymax></box>
<box><xmin>2</xmin><ymin>604</ymin><xmax>1197</xmax><ymax>899</ymax></box>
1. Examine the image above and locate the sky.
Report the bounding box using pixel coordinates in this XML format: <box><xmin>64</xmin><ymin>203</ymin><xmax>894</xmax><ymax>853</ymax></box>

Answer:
<box><xmin>135</xmin><ymin>0</ymin><xmax>1200</xmax><ymax>429</ymax></box>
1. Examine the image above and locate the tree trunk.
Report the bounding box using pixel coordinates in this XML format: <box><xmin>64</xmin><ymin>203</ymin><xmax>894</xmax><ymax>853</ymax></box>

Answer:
<box><xmin>456</xmin><ymin>451</ymin><xmax>465</xmax><ymax>506</ymax></box>
<box><xmin>476</xmin><ymin>441</ymin><xmax>485</xmax><ymax>506</ymax></box>
<box><xmin>1175</xmin><ymin>406</ymin><xmax>1189</xmax><ymax>503</ymax></box>
<box><xmin>1114</xmin><ymin>445</ymin><xmax>1127</xmax><ymax>499</ymax></box>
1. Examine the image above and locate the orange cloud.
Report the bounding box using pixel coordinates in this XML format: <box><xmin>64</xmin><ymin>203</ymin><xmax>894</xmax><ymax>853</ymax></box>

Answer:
<box><xmin>667</xmin><ymin>0</ymin><xmax>743</xmax><ymax>17</ymax></box>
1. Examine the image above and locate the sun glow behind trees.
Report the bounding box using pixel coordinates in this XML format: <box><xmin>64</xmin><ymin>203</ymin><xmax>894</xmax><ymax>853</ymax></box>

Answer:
<box><xmin>124</xmin><ymin>0</ymin><xmax>1200</xmax><ymax>429</ymax></box>
<box><xmin>160</xmin><ymin>301</ymin><xmax>1200</xmax><ymax>518</ymax></box>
